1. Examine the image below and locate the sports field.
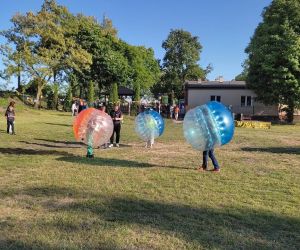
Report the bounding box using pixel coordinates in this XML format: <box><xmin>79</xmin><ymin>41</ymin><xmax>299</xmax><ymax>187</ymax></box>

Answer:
<box><xmin>0</xmin><ymin>106</ymin><xmax>299</xmax><ymax>249</ymax></box>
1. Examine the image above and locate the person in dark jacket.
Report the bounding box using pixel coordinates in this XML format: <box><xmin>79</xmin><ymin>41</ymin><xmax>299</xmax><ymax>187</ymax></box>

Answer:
<box><xmin>109</xmin><ymin>105</ymin><xmax>123</xmax><ymax>148</ymax></box>
<box><xmin>5</xmin><ymin>101</ymin><xmax>16</xmax><ymax>135</ymax></box>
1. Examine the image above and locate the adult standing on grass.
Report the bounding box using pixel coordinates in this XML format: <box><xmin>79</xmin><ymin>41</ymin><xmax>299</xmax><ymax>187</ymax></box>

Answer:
<box><xmin>5</xmin><ymin>101</ymin><xmax>16</xmax><ymax>135</ymax></box>
<box><xmin>109</xmin><ymin>104</ymin><xmax>123</xmax><ymax>148</ymax></box>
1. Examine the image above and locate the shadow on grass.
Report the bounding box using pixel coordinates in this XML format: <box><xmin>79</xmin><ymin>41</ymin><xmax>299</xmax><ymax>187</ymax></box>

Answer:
<box><xmin>19</xmin><ymin>140</ymin><xmax>82</xmax><ymax>149</ymax></box>
<box><xmin>241</xmin><ymin>147</ymin><xmax>300</xmax><ymax>155</ymax></box>
<box><xmin>35</xmin><ymin>138</ymin><xmax>132</xmax><ymax>148</ymax></box>
<box><xmin>35</xmin><ymin>138</ymin><xmax>83</xmax><ymax>146</ymax></box>
<box><xmin>0</xmin><ymin>238</ymin><xmax>121</xmax><ymax>250</ymax></box>
<box><xmin>1</xmin><ymin>185</ymin><xmax>299</xmax><ymax>248</ymax></box>
<box><xmin>115</xmin><ymin>143</ymin><xmax>132</xmax><ymax>148</ymax></box>
<box><xmin>56</xmin><ymin>156</ymin><xmax>187</xmax><ymax>169</ymax></box>
<box><xmin>0</xmin><ymin>147</ymin><xmax>73</xmax><ymax>156</ymax></box>
<box><xmin>0</xmin><ymin>239</ymin><xmax>53</xmax><ymax>250</ymax></box>
<box><xmin>54</xmin><ymin>195</ymin><xmax>300</xmax><ymax>249</ymax></box>
<box><xmin>50</xmin><ymin>113</ymin><xmax>71</xmax><ymax>117</ymax></box>
<box><xmin>0</xmin><ymin>185</ymin><xmax>87</xmax><ymax>200</ymax></box>
<box><xmin>44</xmin><ymin>122</ymin><xmax>71</xmax><ymax>127</ymax></box>
<box><xmin>23</xmin><ymin>186</ymin><xmax>80</xmax><ymax>198</ymax></box>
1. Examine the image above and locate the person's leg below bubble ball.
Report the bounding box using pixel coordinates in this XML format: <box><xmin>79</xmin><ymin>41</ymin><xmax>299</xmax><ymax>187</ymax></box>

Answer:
<box><xmin>198</xmin><ymin>151</ymin><xmax>208</xmax><ymax>171</ymax></box>
<box><xmin>86</xmin><ymin>145</ymin><xmax>94</xmax><ymax>158</ymax></box>
<box><xmin>209</xmin><ymin>149</ymin><xmax>220</xmax><ymax>172</ymax></box>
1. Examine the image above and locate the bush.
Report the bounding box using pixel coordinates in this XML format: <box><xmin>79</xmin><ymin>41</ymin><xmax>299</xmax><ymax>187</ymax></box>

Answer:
<box><xmin>130</xmin><ymin>101</ymin><xmax>140</xmax><ymax>116</ymax></box>
<box><xmin>64</xmin><ymin>86</ymin><xmax>73</xmax><ymax>111</ymax></box>
<box><xmin>109</xmin><ymin>83</ymin><xmax>119</xmax><ymax>105</ymax></box>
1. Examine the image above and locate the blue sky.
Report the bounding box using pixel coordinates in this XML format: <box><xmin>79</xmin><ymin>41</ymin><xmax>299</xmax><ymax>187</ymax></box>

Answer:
<box><xmin>0</xmin><ymin>0</ymin><xmax>272</xmax><ymax>87</ymax></box>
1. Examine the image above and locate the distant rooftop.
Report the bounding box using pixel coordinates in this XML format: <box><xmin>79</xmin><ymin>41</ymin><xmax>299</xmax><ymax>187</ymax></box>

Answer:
<box><xmin>185</xmin><ymin>80</ymin><xmax>246</xmax><ymax>89</ymax></box>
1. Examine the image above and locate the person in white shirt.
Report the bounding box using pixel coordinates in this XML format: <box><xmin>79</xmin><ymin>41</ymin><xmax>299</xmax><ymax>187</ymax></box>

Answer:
<box><xmin>71</xmin><ymin>102</ymin><xmax>77</xmax><ymax>116</ymax></box>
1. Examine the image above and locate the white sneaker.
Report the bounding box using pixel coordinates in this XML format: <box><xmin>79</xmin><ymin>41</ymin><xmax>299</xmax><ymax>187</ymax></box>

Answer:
<box><xmin>108</xmin><ymin>144</ymin><xmax>113</xmax><ymax>148</ymax></box>
<box><xmin>116</xmin><ymin>144</ymin><xmax>120</xmax><ymax>148</ymax></box>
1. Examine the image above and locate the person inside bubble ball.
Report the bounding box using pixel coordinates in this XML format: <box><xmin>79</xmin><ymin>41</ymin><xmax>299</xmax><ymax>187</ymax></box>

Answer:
<box><xmin>198</xmin><ymin>148</ymin><xmax>220</xmax><ymax>173</ymax></box>
<box><xmin>144</xmin><ymin>108</ymin><xmax>156</xmax><ymax>149</ymax></box>
<box><xmin>109</xmin><ymin>104</ymin><xmax>123</xmax><ymax>148</ymax></box>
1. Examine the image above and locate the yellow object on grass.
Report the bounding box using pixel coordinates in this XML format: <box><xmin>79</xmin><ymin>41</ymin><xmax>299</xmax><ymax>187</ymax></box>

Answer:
<box><xmin>235</xmin><ymin>121</ymin><xmax>271</xmax><ymax>129</ymax></box>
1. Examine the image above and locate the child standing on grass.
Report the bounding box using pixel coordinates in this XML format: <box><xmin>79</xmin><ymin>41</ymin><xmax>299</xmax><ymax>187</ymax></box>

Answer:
<box><xmin>5</xmin><ymin>101</ymin><xmax>16</xmax><ymax>135</ymax></box>
<box><xmin>198</xmin><ymin>148</ymin><xmax>220</xmax><ymax>172</ymax></box>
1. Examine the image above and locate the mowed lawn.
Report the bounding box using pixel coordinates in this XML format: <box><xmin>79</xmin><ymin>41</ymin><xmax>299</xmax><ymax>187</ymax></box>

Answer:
<box><xmin>0</xmin><ymin>106</ymin><xmax>299</xmax><ymax>249</ymax></box>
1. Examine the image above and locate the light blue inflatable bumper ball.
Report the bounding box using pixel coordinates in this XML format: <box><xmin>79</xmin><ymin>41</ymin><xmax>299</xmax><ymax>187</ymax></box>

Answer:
<box><xmin>183</xmin><ymin>101</ymin><xmax>234</xmax><ymax>151</ymax></box>
<box><xmin>135</xmin><ymin>109</ymin><xmax>165</xmax><ymax>141</ymax></box>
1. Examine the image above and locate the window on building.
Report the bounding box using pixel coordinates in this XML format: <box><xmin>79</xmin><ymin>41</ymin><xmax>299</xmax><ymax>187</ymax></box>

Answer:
<box><xmin>241</xmin><ymin>96</ymin><xmax>252</xmax><ymax>107</ymax></box>
<box><xmin>211</xmin><ymin>95</ymin><xmax>221</xmax><ymax>102</ymax></box>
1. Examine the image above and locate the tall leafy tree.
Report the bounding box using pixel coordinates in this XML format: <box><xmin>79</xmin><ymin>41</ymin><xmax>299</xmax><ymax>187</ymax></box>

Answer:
<box><xmin>245</xmin><ymin>0</ymin><xmax>300</xmax><ymax>122</ymax></box>
<box><xmin>124</xmin><ymin>44</ymin><xmax>160</xmax><ymax>93</ymax></box>
<box><xmin>235</xmin><ymin>60</ymin><xmax>249</xmax><ymax>81</ymax></box>
<box><xmin>88</xmin><ymin>81</ymin><xmax>95</xmax><ymax>106</ymax></box>
<box><xmin>64</xmin><ymin>85</ymin><xmax>73</xmax><ymax>111</ymax></box>
<box><xmin>0</xmin><ymin>0</ymin><xmax>92</xmax><ymax>108</ymax></box>
<box><xmin>52</xmin><ymin>83</ymin><xmax>59</xmax><ymax>110</ymax></box>
<box><xmin>109</xmin><ymin>82</ymin><xmax>119</xmax><ymax>104</ymax></box>
<box><xmin>161</xmin><ymin>29</ymin><xmax>207</xmax><ymax>98</ymax></box>
<box><xmin>133</xmin><ymin>82</ymin><xmax>141</xmax><ymax>102</ymax></box>
<box><xmin>73</xmin><ymin>15</ymin><xmax>128</xmax><ymax>96</ymax></box>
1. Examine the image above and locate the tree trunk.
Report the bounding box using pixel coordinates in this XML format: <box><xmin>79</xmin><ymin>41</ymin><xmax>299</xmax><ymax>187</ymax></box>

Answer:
<box><xmin>79</xmin><ymin>85</ymin><xmax>83</xmax><ymax>99</ymax></box>
<box><xmin>17</xmin><ymin>70</ymin><xmax>21</xmax><ymax>92</ymax></box>
<box><xmin>35</xmin><ymin>83</ymin><xmax>43</xmax><ymax>109</ymax></box>
<box><xmin>286</xmin><ymin>102</ymin><xmax>294</xmax><ymax>123</ymax></box>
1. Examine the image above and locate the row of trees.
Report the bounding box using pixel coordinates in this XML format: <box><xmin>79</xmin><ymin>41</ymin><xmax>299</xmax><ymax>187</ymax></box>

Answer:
<box><xmin>237</xmin><ymin>0</ymin><xmax>300</xmax><ymax>122</ymax></box>
<box><xmin>0</xmin><ymin>0</ymin><xmax>209</xmax><ymax>109</ymax></box>
<box><xmin>4</xmin><ymin>0</ymin><xmax>297</xmax><ymax>122</ymax></box>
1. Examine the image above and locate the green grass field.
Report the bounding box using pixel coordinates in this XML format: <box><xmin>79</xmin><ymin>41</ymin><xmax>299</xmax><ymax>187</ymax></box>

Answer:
<box><xmin>0</xmin><ymin>103</ymin><xmax>299</xmax><ymax>249</ymax></box>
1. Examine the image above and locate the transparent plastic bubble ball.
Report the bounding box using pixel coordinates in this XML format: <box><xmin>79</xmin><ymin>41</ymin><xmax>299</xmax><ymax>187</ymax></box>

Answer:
<box><xmin>183</xmin><ymin>101</ymin><xmax>234</xmax><ymax>151</ymax></box>
<box><xmin>73</xmin><ymin>108</ymin><xmax>113</xmax><ymax>148</ymax></box>
<box><xmin>135</xmin><ymin>109</ymin><xmax>164</xmax><ymax>141</ymax></box>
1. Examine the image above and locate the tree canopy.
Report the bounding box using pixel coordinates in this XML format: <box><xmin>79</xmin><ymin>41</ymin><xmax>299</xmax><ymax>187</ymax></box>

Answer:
<box><xmin>157</xmin><ymin>29</ymin><xmax>210</xmax><ymax>99</ymax></box>
<box><xmin>1</xmin><ymin>0</ymin><xmax>160</xmax><ymax>107</ymax></box>
<box><xmin>245</xmin><ymin>0</ymin><xmax>300</xmax><ymax>122</ymax></box>
<box><xmin>0</xmin><ymin>0</ymin><xmax>92</xmax><ymax>108</ymax></box>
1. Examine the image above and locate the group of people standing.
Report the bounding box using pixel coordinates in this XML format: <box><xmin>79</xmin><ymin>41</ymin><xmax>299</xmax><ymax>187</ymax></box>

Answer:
<box><xmin>71</xmin><ymin>99</ymin><xmax>88</xmax><ymax>116</ymax></box>
<box><xmin>169</xmin><ymin>105</ymin><xmax>180</xmax><ymax>120</ymax></box>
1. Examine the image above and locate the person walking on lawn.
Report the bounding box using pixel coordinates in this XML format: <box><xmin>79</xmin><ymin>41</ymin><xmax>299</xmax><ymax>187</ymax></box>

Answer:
<box><xmin>198</xmin><ymin>148</ymin><xmax>220</xmax><ymax>172</ymax></box>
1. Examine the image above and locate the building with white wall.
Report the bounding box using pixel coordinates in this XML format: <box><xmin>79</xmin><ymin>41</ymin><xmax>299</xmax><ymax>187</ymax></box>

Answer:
<box><xmin>184</xmin><ymin>80</ymin><xmax>279</xmax><ymax>118</ymax></box>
